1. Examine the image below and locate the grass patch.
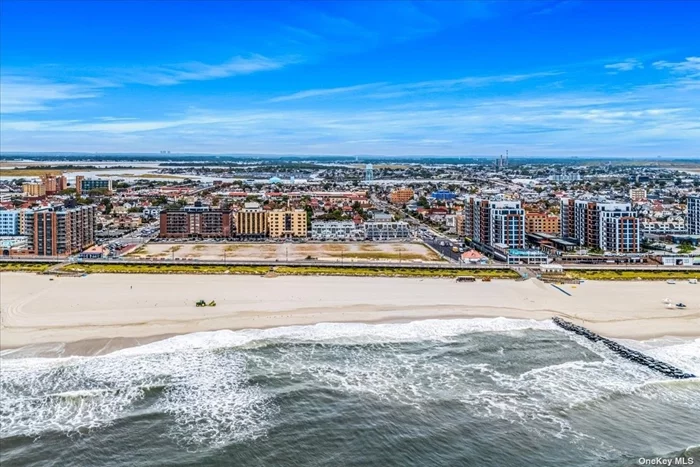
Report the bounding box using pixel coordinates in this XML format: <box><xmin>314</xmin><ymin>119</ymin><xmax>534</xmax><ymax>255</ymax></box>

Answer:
<box><xmin>567</xmin><ymin>269</ymin><xmax>700</xmax><ymax>281</ymax></box>
<box><xmin>63</xmin><ymin>263</ymin><xmax>270</xmax><ymax>275</ymax></box>
<box><xmin>126</xmin><ymin>246</ymin><xmax>147</xmax><ymax>257</ymax></box>
<box><xmin>0</xmin><ymin>262</ymin><xmax>54</xmax><ymax>273</ymax></box>
<box><xmin>61</xmin><ymin>262</ymin><xmax>517</xmax><ymax>279</ymax></box>
<box><xmin>192</xmin><ymin>245</ymin><xmax>208</xmax><ymax>251</ymax></box>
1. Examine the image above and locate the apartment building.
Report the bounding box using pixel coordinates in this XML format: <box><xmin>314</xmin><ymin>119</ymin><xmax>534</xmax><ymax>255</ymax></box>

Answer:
<box><xmin>22</xmin><ymin>183</ymin><xmax>46</xmax><ymax>197</ymax></box>
<box><xmin>41</xmin><ymin>174</ymin><xmax>67</xmax><ymax>194</ymax></box>
<box><xmin>26</xmin><ymin>205</ymin><xmax>96</xmax><ymax>256</ymax></box>
<box><xmin>75</xmin><ymin>176</ymin><xmax>113</xmax><ymax>195</ymax></box>
<box><xmin>311</xmin><ymin>221</ymin><xmax>361</xmax><ymax>240</ymax></box>
<box><xmin>268</xmin><ymin>208</ymin><xmax>307</xmax><ymax>238</ymax></box>
<box><xmin>0</xmin><ymin>209</ymin><xmax>20</xmax><ymax>236</ymax></box>
<box><xmin>629</xmin><ymin>187</ymin><xmax>648</xmax><ymax>202</ymax></box>
<box><xmin>560</xmin><ymin>198</ymin><xmax>640</xmax><ymax>253</ymax></box>
<box><xmin>364</xmin><ymin>221</ymin><xmax>411</xmax><ymax>240</ymax></box>
<box><xmin>525</xmin><ymin>212</ymin><xmax>560</xmax><ymax>235</ymax></box>
<box><xmin>464</xmin><ymin>197</ymin><xmax>525</xmax><ymax>248</ymax></box>
<box><xmin>236</xmin><ymin>202</ymin><xmax>268</xmax><ymax>238</ymax></box>
<box><xmin>159</xmin><ymin>207</ymin><xmax>233</xmax><ymax>238</ymax></box>
<box><xmin>389</xmin><ymin>188</ymin><xmax>414</xmax><ymax>205</ymax></box>
<box><xmin>688</xmin><ymin>196</ymin><xmax>700</xmax><ymax>235</ymax></box>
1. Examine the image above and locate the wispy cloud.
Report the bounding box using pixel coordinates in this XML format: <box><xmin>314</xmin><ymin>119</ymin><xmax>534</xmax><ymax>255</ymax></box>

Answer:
<box><xmin>267</xmin><ymin>82</ymin><xmax>386</xmax><ymax>102</ymax></box>
<box><xmin>652</xmin><ymin>56</ymin><xmax>700</xmax><ymax>75</ymax></box>
<box><xmin>268</xmin><ymin>71</ymin><xmax>561</xmax><ymax>102</ymax></box>
<box><xmin>604</xmin><ymin>58</ymin><xmax>644</xmax><ymax>72</ymax></box>
<box><xmin>0</xmin><ymin>76</ymin><xmax>100</xmax><ymax>114</ymax></box>
<box><xmin>116</xmin><ymin>54</ymin><xmax>295</xmax><ymax>86</ymax></box>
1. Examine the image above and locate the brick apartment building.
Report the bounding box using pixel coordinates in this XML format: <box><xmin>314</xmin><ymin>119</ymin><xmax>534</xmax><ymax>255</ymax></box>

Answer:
<box><xmin>159</xmin><ymin>207</ymin><xmax>234</xmax><ymax>238</ymax></box>
<box><xmin>25</xmin><ymin>204</ymin><xmax>96</xmax><ymax>256</ymax></box>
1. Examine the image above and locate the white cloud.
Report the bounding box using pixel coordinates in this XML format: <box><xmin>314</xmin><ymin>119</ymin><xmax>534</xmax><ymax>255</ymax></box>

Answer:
<box><xmin>652</xmin><ymin>56</ymin><xmax>700</xmax><ymax>75</ymax></box>
<box><xmin>267</xmin><ymin>82</ymin><xmax>386</xmax><ymax>102</ymax></box>
<box><xmin>604</xmin><ymin>59</ymin><xmax>643</xmax><ymax>72</ymax></box>
<box><xmin>0</xmin><ymin>76</ymin><xmax>99</xmax><ymax>113</ymax></box>
<box><xmin>268</xmin><ymin>71</ymin><xmax>560</xmax><ymax>102</ymax></box>
<box><xmin>116</xmin><ymin>54</ymin><xmax>294</xmax><ymax>86</ymax></box>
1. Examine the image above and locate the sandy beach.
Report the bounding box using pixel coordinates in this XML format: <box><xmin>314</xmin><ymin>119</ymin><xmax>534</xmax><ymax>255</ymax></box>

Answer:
<box><xmin>1</xmin><ymin>272</ymin><xmax>699</xmax><ymax>350</ymax></box>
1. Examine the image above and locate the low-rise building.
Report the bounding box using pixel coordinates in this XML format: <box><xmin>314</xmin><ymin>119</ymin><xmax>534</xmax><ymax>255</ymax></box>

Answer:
<box><xmin>311</xmin><ymin>221</ymin><xmax>362</xmax><ymax>240</ymax></box>
<box><xmin>363</xmin><ymin>221</ymin><xmax>411</xmax><ymax>241</ymax></box>
<box><xmin>389</xmin><ymin>188</ymin><xmax>414</xmax><ymax>205</ymax></box>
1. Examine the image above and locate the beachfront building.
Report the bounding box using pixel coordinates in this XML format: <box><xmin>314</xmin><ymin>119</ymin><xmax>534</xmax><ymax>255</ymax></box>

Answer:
<box><xmin>235</xmin><ymin>202</ymin><xmax>268</xmax><ymax>239</ymax></box>
<box><xmin>268</xmin><ymin>208</ymin><xmax>308</xmax><ymax>239</ymax></box>
<box><xmin>75</xmin><ymin>176</ymin><xmax>113</xmax><ymax>195</ymax></box>
<box><xmin>311</xmin><ymin>221</ymin><xmax>362</xmax><ymax>241</ymax></box>
<box><xmin>0</xmin><ymin>209</ymin><xmax>20</xmax><ymax>236</ymax></box>
<box><xmin>464</xmin><ymin>197</ymin><xmax>525</xmax><ymax>248</ymax></box>
<box><xmin>159</xmin><ymin>207</ymin><xmax>234</xmax><ymax>238</ymax></box>
<box><xmin>22</xmin><ymin>182</ymin><xmax>46</xmax><ymax>197</ymax></box>
<box><xmin>525</xmin><ymin>212</ymin><xmax>560</xmax><ymax>235</ymax></box>
<box><xmin>363</xmin><ymin>221</ymin><xmax>411</xmax><ymax>241</ymax></box>
<box><xmin>560</xmin><ymin>198</ymin><xmax>641</xmax><ymax>253</ymax></box>
<box><xmin>389</xmin><ymin>188</ymin><xmax>414</xmax><ymax>205</ymax></box>
<box><xmin>26</xmin><ymin>204</ymin><xmax>96</xmax><ymax>256</ymax></box>
<box><xmin>688</xmin><ymin>196</ymin><xmax>700</xmax><ymax>235</ymax></box>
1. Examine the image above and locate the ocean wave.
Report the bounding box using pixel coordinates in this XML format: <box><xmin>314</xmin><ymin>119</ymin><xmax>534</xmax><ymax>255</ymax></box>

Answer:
<box><xmin>1</xmin><ymin>318</ymin><xmax>698</xmax><ymax>448</ymax></box>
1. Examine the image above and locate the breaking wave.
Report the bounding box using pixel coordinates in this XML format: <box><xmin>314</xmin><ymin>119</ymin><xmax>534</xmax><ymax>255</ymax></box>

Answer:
<box><xmin>1</xmin><ymin>318</ymin><xmax>698</xmax><ymax>449</ymax></box>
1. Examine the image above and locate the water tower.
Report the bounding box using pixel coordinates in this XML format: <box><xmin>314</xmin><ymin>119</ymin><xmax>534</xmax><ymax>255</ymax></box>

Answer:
<box><xmin>365</xmin><ymin>163</ymin><xmax>374</xmax><ymax>182</ymax></box>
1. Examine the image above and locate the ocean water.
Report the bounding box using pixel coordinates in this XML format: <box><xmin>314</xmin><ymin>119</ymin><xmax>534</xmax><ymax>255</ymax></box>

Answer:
<box><xmin>1</xmin><ymin>318</ymin><xmax>698</xmax><ymax>467</ymax></box>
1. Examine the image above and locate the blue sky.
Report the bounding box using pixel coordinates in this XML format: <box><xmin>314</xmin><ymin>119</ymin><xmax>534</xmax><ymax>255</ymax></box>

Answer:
<box><xmin>1</xmin><ymin>0</ymin><xmax>699</xmax><ymax>156</ymax></box>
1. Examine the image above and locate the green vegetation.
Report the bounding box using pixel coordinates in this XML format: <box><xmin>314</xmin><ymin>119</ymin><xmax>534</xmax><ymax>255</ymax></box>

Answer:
<box><xmin>326</xmin><ymin>251</ymin><xmax>442</xmax><ymax>261</ymax></box>
<box><xmin>567</xmin><ymin>269</ymin><xmax>699</xmax><ymax>281</ymax></box>
<box><xmin>58</xmin><ymin>263</ymin><xmax>518</xmax><ymax>278</ymax></box>
<box><xmin>0</xmin><ymin>262</ymin><xmax>53</xmax><ymax>272</ymax></box>
<box><xmin>677</xmin><ymin>242</ymin><xmax>696</xmax><ymax>254</ymax></box>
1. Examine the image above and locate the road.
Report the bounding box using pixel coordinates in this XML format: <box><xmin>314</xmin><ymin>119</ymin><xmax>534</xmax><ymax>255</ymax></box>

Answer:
<box><xmin>420</xmin><ymin>234</ymin><xmax>463</xmax><ymax>262</ymax></box>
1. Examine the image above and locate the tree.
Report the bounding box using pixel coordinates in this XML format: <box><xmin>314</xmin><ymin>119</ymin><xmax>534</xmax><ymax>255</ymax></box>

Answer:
<box><xmin>88</xmin><ymin>187</ymin><xmax>110</xmax><ymax>197</ymax></box>
<box><xmin>101</xmin><ymin>197</ymin><xmax>113</xmax><ymax>215</ymax></box>
<box><xmin>60</xmin><ymin>188</ymin><xmax>77</xmax><ymax>195</ymax></box>
<box><xmin>417</xmin><ymin>196</ymin><xmax>429</xmax><ymax>209</ymax></box>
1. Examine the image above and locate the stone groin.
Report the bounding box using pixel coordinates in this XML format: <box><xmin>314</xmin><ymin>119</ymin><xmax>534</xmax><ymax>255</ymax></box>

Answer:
<box><xmin>552</xmin><ymin>317</ymin><xmax>695</xmax><ymax>380</ymax></box>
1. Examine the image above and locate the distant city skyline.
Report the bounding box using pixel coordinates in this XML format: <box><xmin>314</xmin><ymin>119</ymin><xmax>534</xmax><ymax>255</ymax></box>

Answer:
<box><xmin>1</xmin><ymin>0</ymin><xmax>699</xmax><ymax>156</ymax></box>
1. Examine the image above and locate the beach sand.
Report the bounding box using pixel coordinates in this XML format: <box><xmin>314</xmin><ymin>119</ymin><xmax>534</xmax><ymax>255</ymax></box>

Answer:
<box><xmin>1</xmin><ymin>273</ymin><xmax>699</xmax><ymax>350</ymax></box>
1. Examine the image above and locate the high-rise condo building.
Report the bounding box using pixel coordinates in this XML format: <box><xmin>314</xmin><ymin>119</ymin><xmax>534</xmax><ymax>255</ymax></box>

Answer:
<box><xmin>687</xmin><ymin>196</ymin><xmax>700</xmax><ymax>235</ymax></box>
<box><xmin>559</xmin><ymin>198</ymin><xmax>640</xmax><ymax>253</ymax></box>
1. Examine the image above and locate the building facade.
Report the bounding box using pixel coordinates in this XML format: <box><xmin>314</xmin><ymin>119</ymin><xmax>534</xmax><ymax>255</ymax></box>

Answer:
<box><xmin>26</xmin><ymin>205</ymin><xmax>96</xmax><ymax>256</ymax></box>
<box><xmin>235</xmin><ymin>202</ymin><xmax>268</xmax><ymax>238</ymax></box>
<box><xmin>268</xmin><ymin>208</ymin><xmax>308</xmax><ymax>238</ymax></box>
<box><xmin>463</xmin><ymin>197</ymin><xmax>525</xmax><ymax>248</ymax></box>
<box><xmin>22</xmin><ymin>183</ymin><xmax>46</xmax><ymax>197</ymax></box>
<box><xmin>159</xmin><ymin>207</ymin><xmax>233</xmax><ymax>238</ymax></box>
<box><xmin>41</xmin><ymin>174</ymin><xmax>67</xmax><ymax>194</ymax></box>
<box><xmin>525</xmin><ymin>212</ymin><xmax>560</xmax><ymax>235</ymax></box>
<box><xmin>560</xmin><ymin>198</ymin><xmax>641</xmax><ymax>253</ymax></box>
<box><xmin>688</xmin><ymin>196</ymin><xmax>700</xmax><ymax>235</ymax></box>
<box><xmin>76</xmin><ymin>177</ymin><xmax>113</xmax><ymax>195</ymax></box>
<box><xmin>363</xmin><ymin>221</ymin><xmax>411</xmax><ymax>241</ymax></box>
<box><xmin>0</xmin><ymin>209</ymin><xmax>20</xmax><ymax>236</ymax></box>
<box><xmin>389</xmin><ymin>188</ymin><xmax>414</xmax><ymax>205</ymax></box>
<box><xmin>311</xmin><ymin>221</ymin><xmax>362</xmax><ymax>240</ymax></box>
<box><xmin>629</xmin><ymin>187</ymin><xmax>648</xmax><ymax>202</ymax></box>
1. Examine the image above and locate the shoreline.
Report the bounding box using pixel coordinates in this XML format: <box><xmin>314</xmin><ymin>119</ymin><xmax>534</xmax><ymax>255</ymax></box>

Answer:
<box><xmin>2</xmin><ymin>272</ymin><xmax>699</xmax><ymax>353</ymax></box>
